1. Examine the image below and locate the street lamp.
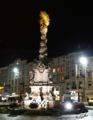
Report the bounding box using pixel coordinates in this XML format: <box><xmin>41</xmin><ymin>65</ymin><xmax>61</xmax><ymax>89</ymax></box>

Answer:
<box><xmin>13</xmin><ymin>68</ymin><xmax>18</xmax><ymax>72</ymax></box>
<box><xmin>80</xmin><ymin>57</ymin><xmax>87</xmax><ymax>65</ymax></box>
<box><xmin>65</xmin><ymin>102</ymin><xmax>72</xmax><ymax>110</ymax></box>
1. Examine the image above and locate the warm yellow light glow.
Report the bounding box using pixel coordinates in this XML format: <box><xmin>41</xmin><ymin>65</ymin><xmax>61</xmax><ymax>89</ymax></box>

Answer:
<box><xmin>57</xmin><ymin>96</ymin><xmax>60</xmax><ymax>100</ymax></box>
<box><xmin>4</xmin><ymin>83</ymin><xmax>5</xmax><ymax>86</ymax></box>
<box><xmin>0</xmin><ymin>87</ymin><xmax>4</xmax><ymax>89</ymax></box>
<box><xmin>39</xmin><ymin>11</ymin><xmax>50</xmax><ymax>27</ymax></box>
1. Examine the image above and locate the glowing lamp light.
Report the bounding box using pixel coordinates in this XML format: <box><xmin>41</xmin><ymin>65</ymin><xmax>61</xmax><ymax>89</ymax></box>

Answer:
<box><xmin>65</xmin><ymin>103</ymin><xmax>72</xmax><ymax>109</ymax></box>
<box><xmin>80</xmin><ymin>57</ymin><xmax>87</xmax><ymax>65</ymax></box>
<box><xmin>13</xmin><ymin>68</ymin><xmax>18</xmax><ymax>72</ymax></box>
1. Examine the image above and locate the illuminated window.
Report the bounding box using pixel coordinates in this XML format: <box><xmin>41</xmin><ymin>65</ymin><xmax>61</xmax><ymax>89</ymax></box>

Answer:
<box><xmin>62</xmin><ymin>76</ymin><xmax>65</xmax><ymax>80</ymax></box>
<box><xmin>2</xmin><ymin>89</ymin><xmax>4</xmax><ymax>93</ymax></box>
<box><xmin>57</xmin><ymin>68</ymin><xmax>60</xmax><ymax>72</ymax></box>
<box><xmin>62</xmin><ymin>67</ymin><xmax>65</xmax><ymax>71</ymax></box>
<box><xmin>53</xmin><ymin>69</ymin><xmax>55</xmax><ymax>73</ymax></box>
<box><xmin>79</xmin><ymin>82</ymin><xmax>82</xmax><ymax>89</ymax></box>
<box><xmin>0</xmin><ymin>71</ymin><xmax>1</xmax><ymax>73</ymax></box>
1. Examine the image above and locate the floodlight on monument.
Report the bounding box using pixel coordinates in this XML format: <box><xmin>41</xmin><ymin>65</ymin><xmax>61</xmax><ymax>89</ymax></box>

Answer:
<box><xmin>80</xmin><ymin>57</ymin><xmax>87</xmax><ymax>65</ymax></box>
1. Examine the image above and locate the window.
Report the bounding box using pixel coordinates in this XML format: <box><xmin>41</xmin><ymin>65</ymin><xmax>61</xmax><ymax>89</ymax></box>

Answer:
<box><xmin>72</xmin><ymin>82</ymin><xmax>76</xmax><ymax>89</ymax></box>
<box><xmin>72</xmin><ymin>73</ymin><xmax>75</xmax><ymax>76</ymax></box>
<box><xmin>62</xmin><ymin>76</ymin><xmax>65</xmax><ymax>80</ymax></box>
<box><xmin>67</xmin><ymin>83</ymin><xmax>70</xmax><ymax>90</ymax></box>
<box><xmin>72</xmin><ymin>70</ymin><xmax>74</xmax><ymax>72</ymax></box>
<box><xmin>53</xmin><ymin>69</ymin><xmax>55</xmax><ymax>73</ymax></box>
<box><xmin>57</xmin><ymin>75</ymin><xmax>60</xmax><ymax>81</ymax></box>
<box><xmin>88</xmin><ymin>84</ymin><xmax>91</xmax><ymax>88</ymax></box>
<box><xmin>71</xmin><ymin>60</ymin><xmax>74</xmax><ymax>64</ymax></box>
<box><xmin>52</xmin><ymin>76</ymin><xmax>55</xmax><ymax>82</ymax></box>
<box><xmin>57</xmin><ymin>68</ymin><xmax>60</xmax><ymax>72</ymax></box>
<box><xmin>2</xmin><ymin>89</ymin><xmax>4</xmax><ymax>93</ymax></box>
<box><xmin>15</xmin><ymin>79</ymin><xmax>17</xmax><ymax>85</ymax></box>
<box><xmin>62</xmin><ymin>67</ymin><xmax>65</xmax><ymax>71</ymax></box>
<box><xmin>88</xmin><ymin>72</ymin><xmax>91</xmax><ymax>77</ymax></box>
<box><xmin>79</xmin><ymin>82</ymin><xmax>82</xmax><ymax>89</ymax></box>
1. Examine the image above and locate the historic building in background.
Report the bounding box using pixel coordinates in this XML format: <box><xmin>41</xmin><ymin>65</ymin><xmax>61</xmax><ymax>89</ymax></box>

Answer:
<box><xmin>0</xmin><ymin>51</ymin><xmax>93</xmax><ymax>102</ymax></box>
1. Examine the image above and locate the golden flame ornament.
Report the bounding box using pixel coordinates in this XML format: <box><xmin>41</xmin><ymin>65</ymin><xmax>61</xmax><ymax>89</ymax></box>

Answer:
<box><xmin>39</xmin><ymin>11</ymin><xmax>50</xmax><ymax>27</ymax></box>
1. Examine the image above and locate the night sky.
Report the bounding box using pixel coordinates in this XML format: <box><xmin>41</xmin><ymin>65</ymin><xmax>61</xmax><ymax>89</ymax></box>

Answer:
<box><xmin>0</xmin><ymin>1</ymin><xmax>93</xmax><ymax>67</ymax></box>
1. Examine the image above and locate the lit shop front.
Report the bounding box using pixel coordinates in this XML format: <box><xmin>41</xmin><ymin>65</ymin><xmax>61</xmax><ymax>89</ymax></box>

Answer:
<box><xmin>0</xmin><ymin>87</ymin><xmax>4</xmax><ymax>94</ymax></box>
